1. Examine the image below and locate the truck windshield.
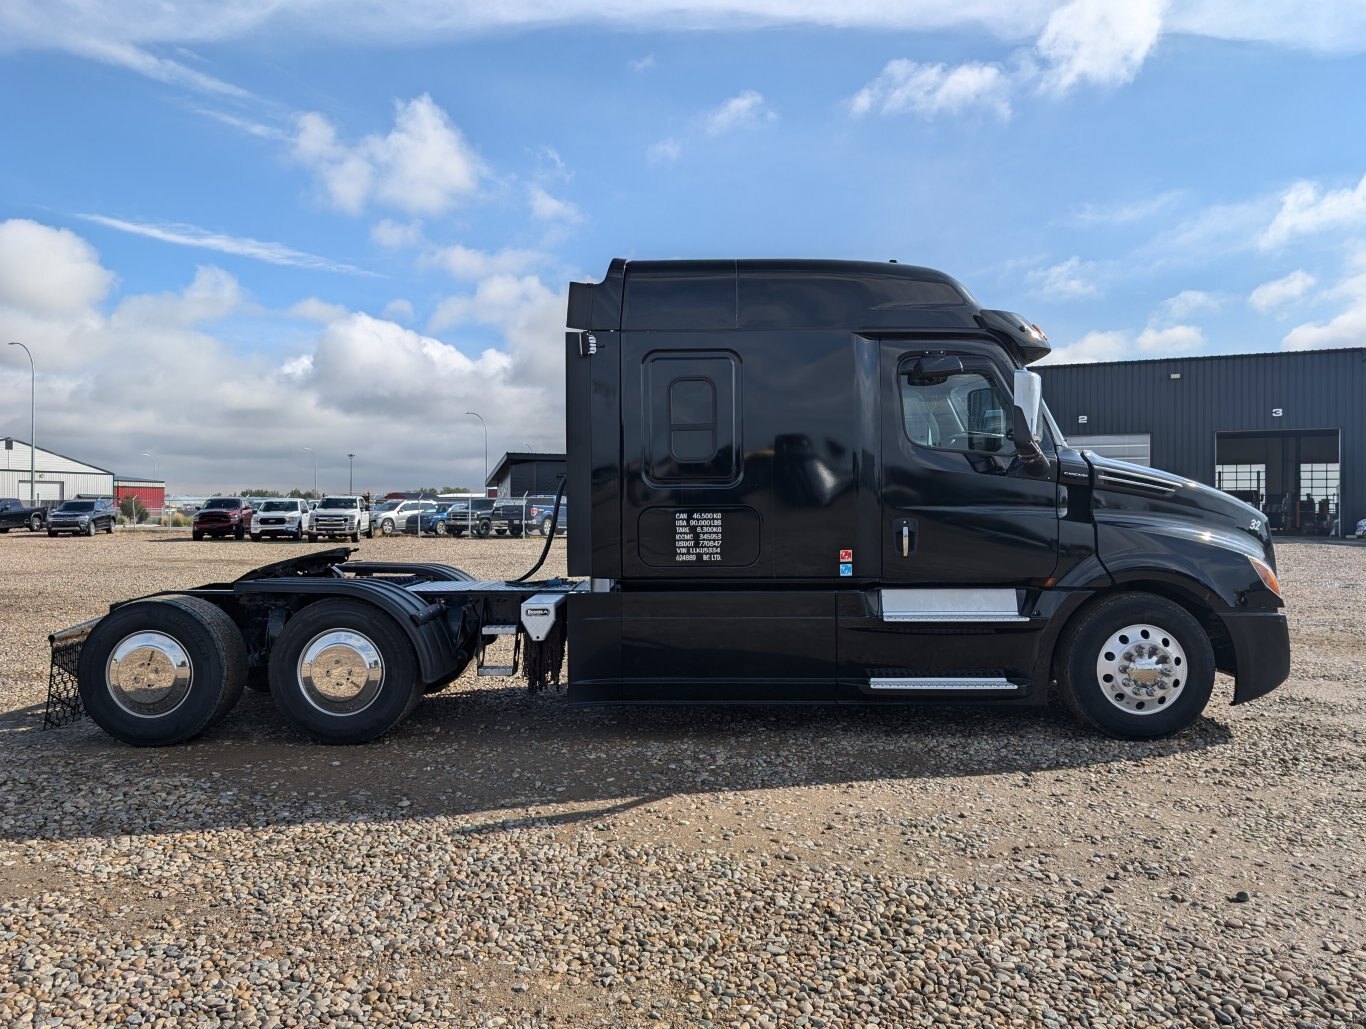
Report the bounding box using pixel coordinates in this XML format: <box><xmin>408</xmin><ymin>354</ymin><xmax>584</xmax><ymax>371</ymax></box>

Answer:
<box><xmin>203</xmin><ymin>498</ymin><xmax>240</xmax><ymax>509</ymax></box>
<box><xmin>59</xmin><ymin>501</ymin><xmax>95</xmax><ymax>512</ymax></box>
<box><xmin>260</xmin><ymin>501</ymin><xmax>295</xmax><ymax>512</ymax></box>
<box><xmin>318</xmin><ymin>498</ymin><xmax>355</xmax><ymax>509</ymax></box>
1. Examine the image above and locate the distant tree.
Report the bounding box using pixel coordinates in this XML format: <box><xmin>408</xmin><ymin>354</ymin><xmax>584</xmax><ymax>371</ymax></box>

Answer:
<box><xmin>239</xmin><ymin>488</ymin><xmax>284</xmax><ymax>498</ymax></box>
<box><xmin>287</xmin><ymin>488</ymin><xmax>320</xmax><ymax>500</ymax></box>
<box><xmin>118</xmin><ymin>495</ymin><xmax>149</xmax><ymax>524</ymax></box>
<box><xmin>413</xmin><ymin>485</ymin><xmax>470</xmax><ymax>495</ymax></box>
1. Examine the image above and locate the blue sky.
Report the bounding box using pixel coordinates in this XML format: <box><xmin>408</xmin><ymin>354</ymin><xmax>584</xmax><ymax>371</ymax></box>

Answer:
<box><xmin>2</xmin><ymin>1</ymin><xmax>1365</xmax><ymax>493</ymax></box>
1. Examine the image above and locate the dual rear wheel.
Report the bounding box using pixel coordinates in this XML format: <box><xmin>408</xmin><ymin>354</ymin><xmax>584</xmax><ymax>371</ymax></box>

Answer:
<box><xmin>78</xmin><ymin>597</ymin><xmax>422</xmax><ymax>746</ymax></box>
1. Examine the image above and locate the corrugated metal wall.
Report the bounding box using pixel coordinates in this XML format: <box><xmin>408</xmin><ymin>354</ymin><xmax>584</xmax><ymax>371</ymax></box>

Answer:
<box><xmin>1040</xmin><ymin>348</ymin><xmax>1366</xmax><ymax>530</ymax></box>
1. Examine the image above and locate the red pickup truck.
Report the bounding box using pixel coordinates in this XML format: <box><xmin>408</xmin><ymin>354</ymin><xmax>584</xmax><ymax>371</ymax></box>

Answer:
<box><xmin>192</xmin><ymin>497</ymin><xmax>255</xmax><ymax>540</ymax></box>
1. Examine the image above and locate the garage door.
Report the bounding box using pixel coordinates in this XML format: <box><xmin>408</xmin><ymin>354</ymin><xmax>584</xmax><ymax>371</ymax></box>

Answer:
<box><xmin>1069</xmin><ymin>434</ymin><xmax>1151</xmax><ymax>466</ymax></box>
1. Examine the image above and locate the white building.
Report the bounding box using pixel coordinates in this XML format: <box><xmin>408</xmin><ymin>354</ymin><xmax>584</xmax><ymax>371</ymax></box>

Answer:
<box><xmin>0</xmin><ymin>438</ymin><xmax>114</xmax><ymax>505</ymax></box>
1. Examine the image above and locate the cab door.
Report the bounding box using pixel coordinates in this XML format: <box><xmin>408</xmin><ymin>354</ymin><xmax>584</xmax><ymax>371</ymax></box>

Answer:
<box><xmin>881</xmin><ymin>342</ymin><xmax>1059</xmax><ymax>585</ymax></box>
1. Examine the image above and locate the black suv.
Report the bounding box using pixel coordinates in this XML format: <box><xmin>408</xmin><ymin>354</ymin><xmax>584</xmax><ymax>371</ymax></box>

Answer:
<box><xmin>47</xmin><ymin>497</ymin><xmax>116</xmax><ymax>536</ymax></box>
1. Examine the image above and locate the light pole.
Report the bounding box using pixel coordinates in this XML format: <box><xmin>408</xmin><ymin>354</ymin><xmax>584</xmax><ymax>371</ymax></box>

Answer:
<box><xmin>141</xmin><ymin>452</ymin><xmax>155</xmax><ymax>479</ymax></box>
<box><xmin>465</xmin><ymin>411</ymin><xmax>487</xmax><ymax>493</ymax></box>
<box><xmin>347</xmin><ymin>453</ymin><xmax>355</xmax><ymax>494</ymax></box>
<box><xmin>8</xmin><ymin>342</ymin><xmax>34</xmax><ymax>507</ymax></box>
<box><xmin>303</xmin><ymin>447</ymin><xmax>316</xmax><ymax>497</ymax></box>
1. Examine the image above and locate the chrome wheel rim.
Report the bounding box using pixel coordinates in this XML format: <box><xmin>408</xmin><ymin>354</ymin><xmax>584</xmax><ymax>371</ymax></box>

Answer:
<box><xmin>1095</xmin><ymin>623</ymin><xmax>1186</xmax><ymax>716</ymax></box>
<box><xmin>106</xmin><ymin>632</ymin><xmax>194</xmax><ymax>718</ymax></box>
<box><xmin>297</xmin><ymin>629</ymin><xmax>384</xmax><ymax>716</ymax></box>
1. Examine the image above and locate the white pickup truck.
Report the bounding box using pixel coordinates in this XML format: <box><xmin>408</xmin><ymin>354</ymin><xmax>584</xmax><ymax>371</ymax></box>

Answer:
<box><xmin>307</xmin><ymin>495</ymin><xmax>373</xmax><ymax>542</ymax></box>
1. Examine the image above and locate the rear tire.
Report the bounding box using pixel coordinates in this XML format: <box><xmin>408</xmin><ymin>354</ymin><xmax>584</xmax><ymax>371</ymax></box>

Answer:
<box><xmin>267</xmin><ymin>599</ymin><xmax>421</xmax><ymax>744</ymax></box>
<box><xmin>540</xmin><ymin>515</ymin><xmax>554</xmax><ymax>536</ymax></box>
<box><xmin>1056</xmin><ymin>593</ymin><xmax>1215</xmax><ymax>740</ymax></box>
<box><xmin>48</xmin><ymin>529</ymin><xmax>57</xmax><ymax>537</ymax></box>
<box><xmin>77</xmin><ymin>596</ymin><xmax>247</xmax><ymax>746</ymax></box>
<box><xmin>192</xmin><ymin>530</ymin><xmax>203</xmax><ymax>541</ymax></box>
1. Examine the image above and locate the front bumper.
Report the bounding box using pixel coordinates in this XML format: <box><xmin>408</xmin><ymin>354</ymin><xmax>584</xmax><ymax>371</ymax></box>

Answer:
<box><xmin>1219</xmin><ymin>610</ymin><xmax>1291</xmax><ymax>705</ymax></box>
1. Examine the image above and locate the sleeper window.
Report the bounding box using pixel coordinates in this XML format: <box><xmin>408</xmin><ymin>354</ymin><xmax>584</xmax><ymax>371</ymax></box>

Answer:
<box><xmin>644</xmin><ymin>352</ymin><xmax>741</xmax><ymax>485</ymax></box>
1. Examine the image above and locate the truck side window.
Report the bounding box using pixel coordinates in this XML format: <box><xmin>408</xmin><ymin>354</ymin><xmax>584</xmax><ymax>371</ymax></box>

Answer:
<box><xmin>901</xmin><ymin>370</ymin><xmax>1016</xmax><ymax>455</ymax></box>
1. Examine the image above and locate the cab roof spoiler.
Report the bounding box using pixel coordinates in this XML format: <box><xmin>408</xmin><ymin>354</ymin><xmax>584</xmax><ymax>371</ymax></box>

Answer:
<box><xmin>975</xmin><ymin>309</ymin><xmax>1052</xmax><ymax>365</ymax></box>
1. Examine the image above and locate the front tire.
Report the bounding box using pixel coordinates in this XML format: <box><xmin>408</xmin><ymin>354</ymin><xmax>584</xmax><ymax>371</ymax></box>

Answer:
<box><xmin>29</xmin><ymin>513</ymin><xmax>42</xmax><ymax>532</ymax></box>
<box><xmin>234</xmin><ymin>524</ymin><xmax>245</xmax><ymax>540</ymax></box>
<box><xmin>251</xmin><ymin>532</ymin><xmax>262</xmax><ymax>542</ymax></box>
<box><xmin>267</xmin><ymin>599</ymin><xmax>422</xmax><ymax>744</ymax></box>
<box><xmin>380</xmin><ymin>518</ymin><xmax>396</xmax><ymax>537</ymax></box>
<box><xmin>308</xmin><ymin>533</ymin><xmax>318</xmax><ymax>542</ymax></box>
<box><xmin>1056</xmin><ymin>594</ymin><xmax>1215</xmax><ymax>740</ymax></box>
<box><xmin>77</xmin><ymin>596</ymin><xmax>247</xmax><ymax>746</ymax></box>
<box><xmin>476</xmin><ymin>518</ymin><xmax>492</xmax><ymax>538</ymax></box>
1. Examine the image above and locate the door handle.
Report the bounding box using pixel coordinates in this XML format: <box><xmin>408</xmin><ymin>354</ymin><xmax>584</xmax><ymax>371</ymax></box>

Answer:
<box><xmin>893</xmin><ymin>517</ymin><xmax>917</xmax><ymax>558</ymax></box>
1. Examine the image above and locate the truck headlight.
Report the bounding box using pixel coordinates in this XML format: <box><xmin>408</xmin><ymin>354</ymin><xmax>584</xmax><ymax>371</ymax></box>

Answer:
<box><xmin>1247</xmin><ymin>556</ymin><xmax>1281</xmax><ymax>598</ymax></box>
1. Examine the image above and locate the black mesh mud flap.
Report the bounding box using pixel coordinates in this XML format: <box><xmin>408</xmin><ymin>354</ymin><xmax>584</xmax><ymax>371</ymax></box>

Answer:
<box><xmin>523</xmin><ymin>615</ymin><xmax>567</xmax><ymax>694</ymax></box>
<box><xmin>44</xmin><ymin>619</ymin><xmax>99</xmax><ymax>728</ymax></box>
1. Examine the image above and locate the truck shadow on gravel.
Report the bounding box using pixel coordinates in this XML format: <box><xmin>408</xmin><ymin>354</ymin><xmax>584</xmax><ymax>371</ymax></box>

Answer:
<box><xmin>0</xmin><ymin>686</ymin><xmax>1234</xmax><ymax>845</ymax></box>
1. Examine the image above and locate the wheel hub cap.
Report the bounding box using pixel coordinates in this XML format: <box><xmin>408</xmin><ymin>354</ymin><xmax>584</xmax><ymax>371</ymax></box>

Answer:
<box><xmin>106</xmin><ymin>632</ymin><xmax>193</xmax><ymax>718</ymax></box>
<box><xmin>298</xmin><ymin>630</ymin><xmax>384</xmax><ymax>716</ymax></box>
<box><xmin>1095</xmin><ymin>623</ymin><xmax>1187</xmax><ymax>716</ymax></box>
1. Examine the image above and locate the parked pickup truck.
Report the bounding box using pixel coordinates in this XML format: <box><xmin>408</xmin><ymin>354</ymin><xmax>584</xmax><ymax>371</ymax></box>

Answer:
<box><xmin>0</xmin><ymin>497</ymin><xmax>46</xmax><ymax>533</ymax></box>
<box><xmin>308</xmin><ymin>495</ymin><xmax>373</xmax><ymax>542</ymax></box>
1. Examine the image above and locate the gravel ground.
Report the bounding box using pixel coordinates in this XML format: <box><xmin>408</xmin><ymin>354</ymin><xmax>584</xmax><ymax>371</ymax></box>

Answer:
<box><xmin>1</xmin><ymin>531</ymin><xmax>1363</xmax><ymax>1027</ymax></box>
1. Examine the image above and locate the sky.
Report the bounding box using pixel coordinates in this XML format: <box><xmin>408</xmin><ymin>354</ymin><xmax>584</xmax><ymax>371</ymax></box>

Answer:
<box><xmin>1</xmin><ymin>1</ymin><xmax>1366</xmax><ymax>494</ymax></box>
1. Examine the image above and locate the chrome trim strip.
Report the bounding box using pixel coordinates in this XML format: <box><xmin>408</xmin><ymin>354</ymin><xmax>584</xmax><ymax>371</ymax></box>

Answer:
<box><xmin>868</xmin><ymin>677</ymin><xmax>1020</xmax><ymax>691</ymax></box>
<box><xmin>881</xmin><ymin>588</ymin><xmax>1028</xmax><ymax>623</ymax></box>
<box><xmin>1095</xmin><ymin>470</ymin><xmax>1179</xmax><ymax>496</ymax></box>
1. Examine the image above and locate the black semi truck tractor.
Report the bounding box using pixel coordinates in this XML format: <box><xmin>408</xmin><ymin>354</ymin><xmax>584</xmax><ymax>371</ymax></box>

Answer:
<box><xmin>48</xmin><ymin>259</ymin><xmax>1290</xmax><ymax>746</ymax></box>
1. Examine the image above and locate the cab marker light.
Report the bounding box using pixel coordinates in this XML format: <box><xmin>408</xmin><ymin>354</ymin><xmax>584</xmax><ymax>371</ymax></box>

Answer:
<box><xmin>1248</xmin><ymin>556</ymin><xmax>1281</xmax><ymax>598</ymax></box>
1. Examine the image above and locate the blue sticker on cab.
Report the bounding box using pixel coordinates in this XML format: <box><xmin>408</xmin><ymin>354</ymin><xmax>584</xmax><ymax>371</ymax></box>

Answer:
<box><xmin>839</xmin><ymin>562</ymin><xmax>853</xmax><ymax>577</ymax></box>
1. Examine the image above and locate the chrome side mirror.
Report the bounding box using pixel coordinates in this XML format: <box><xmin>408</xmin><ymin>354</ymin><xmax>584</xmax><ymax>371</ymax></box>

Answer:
<box><xmin>1013</xmin><ymin>369</ymin><xmax>1042</xmax><ymax>437</ymax></box>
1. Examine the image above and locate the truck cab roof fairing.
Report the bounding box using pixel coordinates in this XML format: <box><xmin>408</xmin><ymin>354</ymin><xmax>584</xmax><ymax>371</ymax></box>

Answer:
<box><xmin>564</xmin><ymin>258</ymin><xmax>1052</xmax><ymax>362</ymax></box>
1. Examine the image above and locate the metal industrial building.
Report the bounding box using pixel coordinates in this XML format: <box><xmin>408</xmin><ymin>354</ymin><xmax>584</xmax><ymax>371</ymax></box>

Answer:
<box><xmin>486</xmin><ymin>451</ymin><xmax>566</xmax><ymax>497</ymax></box>
<box><xmin>0</xmin><ymin>438</ymin><xmax>114</xmax><ymax>504</ymax></box>
<box><xmin>1041</xmin><ymin>348</ymin><xmax>1365</xmax><ymax>536</ymax></box>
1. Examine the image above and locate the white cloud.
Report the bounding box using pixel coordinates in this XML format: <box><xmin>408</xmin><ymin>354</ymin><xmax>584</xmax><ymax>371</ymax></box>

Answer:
<box><xmin>629</xmin><ymin>54</ymin><xmax>655</xmax><ymax>71</ymax></box>
<box><xmin>1155</xmin><ymin>290</ymin><xmax>1219</xmax><ymax>321</ymax></box>
<box><xmin>1250</xmin><ymin>270</ymin><xmax>1315</xmax><ymax>312</ymax></box>
<box><xmin>1043</xmin><ymin>321</ymin><xmax>1204</xmax><ymax>364</ymax></box>
<box><xmin>1136</xmin><ymin>323</ymin><xmax>1204</xmax><ymax>353</ymax></box>
<box><xmin>0</xmin><ymin>218</ymin><xmax>567</xmax><ymax>492</ymax></box>
<box><xmin>647</xmin><ymin>138</ymin><xmax>682</xmax><ymax>164</ymax></box>
<box><xmin>1035</xmin><ymin>0</ymin><xmax>1167</xmax><ymax>95</ymax></box>
<box><xmin>420</xmin><ymin>244</ymin><xmax>543</xmax><ymax>281</ymax></box>
<box><xmin>528</xmin><ymin>185</ymin><xmax>583</xmax><ymax>223</ymax></box>
<box><xmin>1029</xmin><ymin>257</ymin><xmax>1100</xmax><ymax>299</ymax></box>
<box><xmin>370</xmin><ymin>219</ymin><xmax>425</xmax><ymax>249</ymax></box>
<box><xmin>0</xmin><ymin>219</ymin><xmax>113</xmax><ymax>317</ymax></box>
<box><xmin>849</xmin><ymin>60</ymin><xmax>1011</xmax><ymax>120</ymax></box>
<box><xmin>77</xmin><ymin>213</ymin><xmax>371</xmax><ymax>274</ymax></box>
<box><xmin>292</xmin><ymin>95</ymin><xmax>485</xmax><ymax>217</ymax></box>
<box><xmin>288</xmin><ymin>297</ymin><xmax>350</xmax><ymax>322</ymax></box>
<box><xmin>703</xmin><ymin>90</ymin><xmax>776</xmax><ymax>135</ymax></box>
<box><xmin>1040</xmin><ymin>329</ymin><xmax>1130</xmax><ymax>364</ymax></box>
<box><xmin>382</xmin><ymin>298</ymin><xmax>415</xmax><ymax>323</ymax></box>
<box><xmin>1068</xmin><ymin>191</ymin><xmax>1180</xmax><ymax>226</ymax></box>
<box><xmin>1260</xmin><ymin>173</ymin><xmax>1366</xmax><ymax>249</ymax></box>
<box><xmin>1281</xmin><ymin>270</ymin><xmax>1366</xmax><ymax>350</ymax></box>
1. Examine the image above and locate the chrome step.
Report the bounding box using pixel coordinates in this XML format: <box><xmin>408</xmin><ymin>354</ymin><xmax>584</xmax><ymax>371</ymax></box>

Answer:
<box><xmin>481</xmin><ymin>624</ymin><xmax>519</xmax><ymax>636</ymax></box>
<box><xmin>868</xmin><ymin>677</ymin><xmax>1020</xmax><ymax>692</ymax></box>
